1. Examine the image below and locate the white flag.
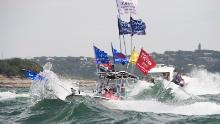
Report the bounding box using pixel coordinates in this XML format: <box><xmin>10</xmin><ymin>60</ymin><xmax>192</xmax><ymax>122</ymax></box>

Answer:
<box><xmin>117</xmin><ymin>0</ymin><xmax>138</xmax><ymax>14</ymax></box>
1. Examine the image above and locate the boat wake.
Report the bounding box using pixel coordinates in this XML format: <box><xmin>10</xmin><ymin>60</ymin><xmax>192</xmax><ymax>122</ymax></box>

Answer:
<box><xmin>102</xmin><ymin>99</ymin><xmax>220</xmax><ymax>115</ymax></box>
<box><xmin>100</xmin><ymin>68</ymin><xmax>220</xmax><ymax>115</ymax></box>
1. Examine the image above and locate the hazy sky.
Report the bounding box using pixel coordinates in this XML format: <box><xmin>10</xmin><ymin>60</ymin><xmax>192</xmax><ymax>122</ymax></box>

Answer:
<box><xmin>0</xmin><ymin>0</ymin><xmax>220</xmax><ymax>58</ymax></box>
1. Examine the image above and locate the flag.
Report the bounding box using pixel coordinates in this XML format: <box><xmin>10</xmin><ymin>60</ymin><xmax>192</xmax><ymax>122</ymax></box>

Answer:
<box><xmin>22</xmin><ymin>69</ymin><xmax>44</xmax><ymax>80</ymax></box>
<box><xmin>130</xmin><ymin>17</ymin><xmax>146</xmax><ymax>35</ymax></box>
<box><xmin>112</xmin><ymin>44</ymin><xmax>129</xmax><ymax>65</ymax></box>
<box><xmin>136</xmin><ymin>48</ymin><xmax>157</xmax><ymax>75</ymax></box>
<box><xmin>117</xmin><ymin>0</ymin><xmax>137</xmax><ymax>14</ymax></box>
<box><xmin>118</xmin><ymin>18</ymin><xmax>132</xmax><ymax>35</ymax></box>
<box><xmin>23</xmin><ymin>70</ymin><xmax>37</xmax><ymax>80</ymax></box>
<box><xmin>93</xmin><ymin>46</ymin><xmax>110</xmax><ymax>64</ymax></box>
<box><xmin>99</xmin><ymin>63</ymin><xmax>113</xmax><ymax>72</ymax></box>
<box><xmin>130</xmin><ymin>47</ymin><xmax>139</xmax><ymax>64</ymax></box>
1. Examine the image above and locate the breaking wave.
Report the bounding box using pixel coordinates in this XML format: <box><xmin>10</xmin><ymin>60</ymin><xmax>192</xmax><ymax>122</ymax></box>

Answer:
<box><xmin>100</xmin><ymin>68</ymin><xmax>220</xmax><ymax>115</ymax></box>
<box><xmin>182</xmin><ymin>69</ymin><xmax>220</xmax><ymax>95</ymax></box>
<box><xmin>0</xmin><ymin>91</ymin><xmax>29</xmax><ymax>101</ymax></box>
<box><xmin>30</xmin><ymin>62</ymin><xmax>79</xmax><ymax>102</ymax></box>
<box><xmin>102</xmin><ymin>100</ymin><xmax>220</xmax><ymax>115</ymax></box>
<box><xmin>28</xmin><ymin>64</ymin><xmax>220</xmax><ymax>116</ymax></box>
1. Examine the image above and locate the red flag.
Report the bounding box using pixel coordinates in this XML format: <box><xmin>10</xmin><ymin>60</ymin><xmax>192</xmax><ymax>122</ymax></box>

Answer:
<box><xmin>136</xmin><ymin>48</ymin><xmax>157</xmax><ymax>75</ymax></box>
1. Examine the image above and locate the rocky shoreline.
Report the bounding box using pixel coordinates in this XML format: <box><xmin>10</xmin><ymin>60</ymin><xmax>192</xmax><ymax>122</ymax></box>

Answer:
<box><xmin>0</xmin><ymin>75</ymin><xmax>96</xmax><ymax>88</ymax></box>
<box><xmin>0</xmin><ymin>75</ymin><xmax>31</xmax><ymax>88</ymax></box>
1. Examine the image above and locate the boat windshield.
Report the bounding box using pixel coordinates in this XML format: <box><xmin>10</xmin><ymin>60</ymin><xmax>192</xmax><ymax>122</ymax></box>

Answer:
<box><xmin>146</xmin><ymin>72</ymin><xmax>170</xmax><ymax>81</ymax></box>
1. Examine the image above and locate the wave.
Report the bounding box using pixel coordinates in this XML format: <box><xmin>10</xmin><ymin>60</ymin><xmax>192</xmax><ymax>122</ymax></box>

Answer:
<box><xmin>30</xmin><ymin>68</ymin><xmax>220</xmax><ymax>101</ymax></box>
<box><xmin>182</xmin><ymin>69</ymin><xmax>220</xmax><ymax>96</ymax></box>
<box><xmin>30</xmin><ymin>62</ymin><xmax>79</xmax><ymax>102</ymax></box>
<box><xmin>127</xmin><ymin>80</ymin><xmax>154</xmax><ymax>97</ymax></box>
<box><xmin>0</xmin><ymin>91</ymin><xmax>29</xmax><ymax>101</ymax></box>
<box><xmin>19</xmin><ymin>98</ymin><xmax>123</xmax><ymax>124</ymax></box>
<box><xmin>102</xmin><ymin>99</ymin><xmax>220</xmax><ymax>115</ymax></box>
<box><xmin>28</xmin><ymin>65</ymin><xmax>220</xmax><ymax>117</ymax></box>
<box><xmin>98</xmin><ymin>68</ymin><xmax>220</xmax><ymax>116</ymax></box>
<box><xmin>146</xmin><ymin>69</ymin><xmax>220</xmax><ymax>100</ymax></box>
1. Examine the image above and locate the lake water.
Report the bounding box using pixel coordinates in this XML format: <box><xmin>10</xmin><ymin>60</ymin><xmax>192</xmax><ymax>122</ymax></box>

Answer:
<box><xmin>1</xmin><ymin>69</ymin><xmax>220</xmax><ymax>124</ymax></box>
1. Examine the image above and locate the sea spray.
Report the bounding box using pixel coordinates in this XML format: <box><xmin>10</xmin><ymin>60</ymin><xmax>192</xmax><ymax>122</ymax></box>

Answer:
<box><xmin>101</xmin><ymin>68</ymin><xmax>220</xmax><ymax>115</ymax></box>
<box><xmin>0</xmin><ymin>91</ymin><xmax>29</xmax><ymax>101</ymax></box>
<box><xmin>127</xmin><ymin>80</ymin><xmax>154</xmax><ymax>97</ymax></box>
<box><xmin>127</xmin><ymin>79</ymin><xmax>177</xmax><ymax>102</ymax></box>
<box><xmin>30</xmin><ymin>62</ymin><xmax>79</xmax><ymax>102</ymax></box>
<box><xmin>182</xmin><ymin>68</ymin><xmax>220</xmax><ymax>95</ymax></box>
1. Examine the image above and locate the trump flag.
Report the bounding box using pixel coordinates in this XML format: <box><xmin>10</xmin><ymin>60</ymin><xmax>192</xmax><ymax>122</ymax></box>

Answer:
<box><xmin>136</xmin><ymin>48</ymin><xmax>157</xmax><ymax>75</ymax></box>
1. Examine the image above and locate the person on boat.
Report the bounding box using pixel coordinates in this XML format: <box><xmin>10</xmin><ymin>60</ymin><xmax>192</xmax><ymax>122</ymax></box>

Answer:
<box><xmin>103</xmin><ymin>88</ymin><xmax>112</xmax><ymax>98</ymax></box>
<box><xmin>163</xmin><ymin>72</ymin><xmax>170</xmax><ymax>81</ymax></box>
<box><xmin>102</xmin><ymin>87</ymin><xmax>119</xmax><ymax>100</ymax></box>
<box><xmin>102</xmin><ymin>88</ymin><xmax>107</xmax><ymax>95</ymax></box>
<box><xmin>172</xmin><ymin>70</ymin><xmax>185</xmax><ymax>87</ymax></box>
<box><xmin>71</xmin><ymin>88</ymin><xmax>76</xmax><ymax>95</ymax></box>
<box><xmin>146</xmin><ymin>76</ymin><xmax>155</xmax><ymax>84</ymax></box>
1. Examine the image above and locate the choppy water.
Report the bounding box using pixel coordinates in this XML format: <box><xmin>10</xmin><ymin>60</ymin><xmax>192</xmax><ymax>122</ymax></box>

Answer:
<box><xmin>1</xmin><ymin>69</ymin><xmax>220</xmax><ymax>124</ymax></box>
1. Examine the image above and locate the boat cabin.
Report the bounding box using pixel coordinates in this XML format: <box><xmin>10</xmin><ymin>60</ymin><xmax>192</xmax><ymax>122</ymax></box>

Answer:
<box><xmin>147</xmin><ymin>64</ymin><xmax>175</xmax><ymax>82</ymax></box>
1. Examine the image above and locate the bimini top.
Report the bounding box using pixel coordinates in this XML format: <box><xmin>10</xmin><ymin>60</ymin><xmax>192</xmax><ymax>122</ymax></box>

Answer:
<box><xmin>97</xmin><ymin>71</ymin><xmax>138</xmax><ymax>80</ymax></box>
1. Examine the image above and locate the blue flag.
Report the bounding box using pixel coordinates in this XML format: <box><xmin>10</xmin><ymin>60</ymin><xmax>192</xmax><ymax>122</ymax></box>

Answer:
<box><xmin>130</xmin><ymin>17</ymin><xmax>146</xmax><ymax>35</ymax></box>
<box><xmin>118</xmin><ymin>18</ymin><xmax>132</xmax><ymax>35</ymax></box>
<box><xmin>24</xmin><ymin>70</ymin><xmax>37</xmax><ymax>80</ymax></box>
<box><xmin>23</xmin><ymin>69</ymin><xmax>44</xmax><ymax>80</ymax></box>
<box><xmin>94</xmin><ymin>46</ymin><xmax>110</xmax><ymax>64</ymax></box>
<box><xmin>111</xmin><ymin>44</ymin><xmax>129</xmax><ymax>65</ymax></box>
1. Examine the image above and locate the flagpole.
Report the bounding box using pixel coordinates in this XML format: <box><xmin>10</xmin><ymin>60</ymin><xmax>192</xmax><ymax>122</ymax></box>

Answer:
<box><xmin>130</xmin><ymin>14</ymin><xmax>133</xmax><ymax>57</ymax></box>
<box><xmin>131</xmin><ymin>34</ymin><xmax>133</xmax><ymax>57</ymax></box>
<box><xmin>92</xmin><ymin>43</ymin><xmax>98</xmax><ymax>73</ymax></box>
<box><xmin>129</xmin><ymin>12</ymin><xmax>134</xmax><ymax>74</ymax></box>
<box><xmin>130</xmin><ymin>36</ymin><xmax>134</xmax><ymax>73</ymax></box>
<box><xmin>123</xmin><ymin>35</ymin><xmax>127</xmax><ymax>55</ymax></box>
<box><xmin>93</xmin><ymin>43</ymin><xmax>101</xmax><ymax>94</ymax></box>
<box><xmin>116</xmin><ymin>0</ymin><xmax>127</xmax><ymax>56</ymax></box>
<box><xmin>115</xmin><ymin>0</ymin><xmax>122</xmax><ymax>53</ymax></box>
<box><xmin>117</xmin><ymin>16</ymin><xmax>122</xmax><ymax>53</ymax></box>
<box><xmin>116</xmin><ymin>0</ymin><xmax>125</xmax><ymax>71</ymax></box>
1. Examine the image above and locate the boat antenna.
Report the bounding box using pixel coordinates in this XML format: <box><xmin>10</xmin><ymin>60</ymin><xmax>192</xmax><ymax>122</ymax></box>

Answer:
<box><xmin>1</xmin><ymin>52</ymin><xmax>3</xmax><ymax>60</ymax></box>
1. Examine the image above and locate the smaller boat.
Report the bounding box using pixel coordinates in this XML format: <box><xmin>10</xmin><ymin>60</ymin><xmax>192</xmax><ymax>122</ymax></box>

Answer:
<box><xmin>146</xmin><ymin>64</ymin><xmax>187</xmax><ymax>87</ymax></box>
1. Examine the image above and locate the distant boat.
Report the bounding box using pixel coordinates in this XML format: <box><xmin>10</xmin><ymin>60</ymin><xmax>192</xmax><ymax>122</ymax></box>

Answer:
<box><xmin>147</xmin><ymin>64</ymin><xmax>187</xmax><ymax>87</ymax></box>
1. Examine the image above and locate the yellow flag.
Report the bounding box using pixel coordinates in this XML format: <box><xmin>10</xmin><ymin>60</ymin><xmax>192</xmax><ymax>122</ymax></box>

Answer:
<box><xmin>130</xmin><ymin>47</ymin><xmax>139</xmax><ymax>64</ymax></box>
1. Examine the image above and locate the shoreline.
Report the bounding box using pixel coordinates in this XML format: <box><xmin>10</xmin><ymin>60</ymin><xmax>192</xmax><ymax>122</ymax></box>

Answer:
<box><xmin>0</xmin><ymin>75</ymin><xmax>96</xmax><ymax>88</ymax></box>
<box><xmin>0</xmin><ymin>76</ymin><xmax>32</xmax><ymax>88</ymax></box>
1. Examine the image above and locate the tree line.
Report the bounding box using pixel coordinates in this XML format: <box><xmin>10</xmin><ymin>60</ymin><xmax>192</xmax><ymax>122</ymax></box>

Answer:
<box><xmin>0</xmin><ymin>58</ymin><xmax>42</xmax><ymax>78</ymax></box>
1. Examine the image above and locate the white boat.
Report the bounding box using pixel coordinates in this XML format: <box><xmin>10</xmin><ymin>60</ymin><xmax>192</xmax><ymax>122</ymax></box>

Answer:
<box><xmin>146</xmin><ymin>64</ymin><xmax>187</xmax><ymax>87</ymax></box>
<box><xmin>148</xmin><ymin>64</ymin><xmax>175</xmax><ymax>82</ymax></box>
